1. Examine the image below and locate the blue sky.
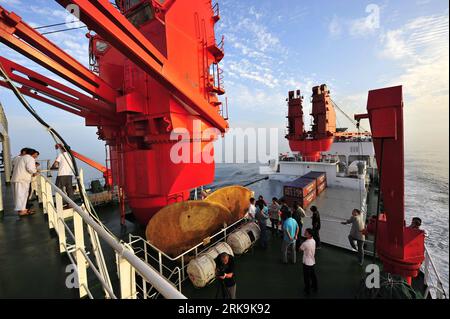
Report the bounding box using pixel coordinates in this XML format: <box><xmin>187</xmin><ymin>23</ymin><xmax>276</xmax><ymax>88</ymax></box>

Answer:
<box><xmin>0</xmin><ymin>0</ymin><xmax>448</xmax><ymax>177</ymax></box>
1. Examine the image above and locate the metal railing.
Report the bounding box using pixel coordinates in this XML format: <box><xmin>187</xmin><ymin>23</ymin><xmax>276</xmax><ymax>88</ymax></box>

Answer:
<box><xmin>320</xmin><ymin>215</ymin><xmax>447</xmax><ymax>299</ymax></box>
<box><xmin>36</xmin><ymin>170</ymin><xmax>186</xmax><ymax>299</ymax></box>
<box><xmin>423</xmin><ymin>245</ymin><xmax>447</xmax><ymax>299</ymax></box>
<box><xmin>128</xmin><ymin>218</ymin><xmax>248</xmax><ymax>296</ymax></box>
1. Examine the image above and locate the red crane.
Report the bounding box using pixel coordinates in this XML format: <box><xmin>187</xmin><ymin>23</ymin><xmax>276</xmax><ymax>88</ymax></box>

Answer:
<box><xmin>286</xmin><ymin>84</ymin><xmax>336</xmax><ymax>162</ymax></box>
<box><xmin>356</xmin><ymin>86</ymin><xmax>424</xmax><ymax>284</ymax></box>
<box><xmin>0</xmin><ymin>0</ymin><xmax>228</xmax><ymax>224</ymax></box>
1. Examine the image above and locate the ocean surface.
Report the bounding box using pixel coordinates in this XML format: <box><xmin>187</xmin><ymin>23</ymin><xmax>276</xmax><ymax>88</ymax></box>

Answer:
<box><xmin>209</xmin><ymin>149</ymin><xmax>449</xmax><ymax>296</ymax></box>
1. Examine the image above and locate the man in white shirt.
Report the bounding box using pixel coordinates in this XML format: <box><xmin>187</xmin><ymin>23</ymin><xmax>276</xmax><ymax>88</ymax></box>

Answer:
<box><xmin>299</xmin><ymin>228</ymin><xmax>318</xmax><ymax>295</ymax></box>
<box><xmin>246</xmin><ymin>197</ymin><xmax>256</xmax><ymax>220</ymax></box>
<box><xmin>11</xmin><ymin>147</ymin><xmax>30</xmax><ymax>177</ymax></box>
<box><xmin>51</xmin><ymin>144</ymin><xmax>75</xmax><ymax>200</ymax></box>
<box><xmin>11</xmin><ymin>149</ymin><xmax>39</xmax><ymax>216</ymax></box>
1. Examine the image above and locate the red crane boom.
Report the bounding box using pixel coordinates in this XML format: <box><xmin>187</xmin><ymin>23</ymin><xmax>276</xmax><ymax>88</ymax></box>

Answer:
<box><xmin>0</xmin><ymin>0</ymin><xmax>229</xmax><ymax>224</ymax></box>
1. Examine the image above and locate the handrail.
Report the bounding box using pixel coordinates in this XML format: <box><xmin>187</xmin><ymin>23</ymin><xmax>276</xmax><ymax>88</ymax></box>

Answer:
<box><xmin>41</xmin><ymin>175</ymin><xmax>186</xmax><ymax>299</ymax></box>
<box><xmin>129</xmin><ymin>217</ymin><xmax>245</xmax><ymax>262</ymax></box>
<box><xmin>423</xmin><ymin>245</ymin><xmax>447</xmax><ymax>299</ymax></box>
<box><xmin>318</xmin><ymin>212</ymin><xmax>447</xmax><ymax>298</ymax></box>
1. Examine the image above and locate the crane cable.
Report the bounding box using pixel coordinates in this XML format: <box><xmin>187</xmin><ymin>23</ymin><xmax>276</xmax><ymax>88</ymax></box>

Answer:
<box><xmin>331</xmin><ymin>98</ymin><xmax>370</xmax><ymax>133</ymax></box>
<box><xmin>0</xmin><ymin>62</ymin><xmax>118</xmax><ymax>240</ymax></box>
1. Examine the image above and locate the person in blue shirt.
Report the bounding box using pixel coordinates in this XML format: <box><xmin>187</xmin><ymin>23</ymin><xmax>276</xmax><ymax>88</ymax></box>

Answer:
<box><xmin>255</xmin><ymin>202</ymin><xmax>269</xmax><ymax>249</ymax></box>
<box><xmin>281</xmin><ymin>211</ymin><xmax>299</xmax><ymax>264</ymax></box>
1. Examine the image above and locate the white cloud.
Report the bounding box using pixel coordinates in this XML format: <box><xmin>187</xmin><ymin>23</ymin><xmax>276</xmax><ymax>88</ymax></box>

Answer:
<box><xmin>328</xmin><ymin>15</ymin><xmax>342</xmax><ymax>37</ymax></box>
<box><xmin>328</xmin><ymin>4</ymin><xmax>381</xmax><ymax>38</ymax></box>
<box><xmin>379</xmin><ymin>30</ymin><xmax>412</xmax><ymax>59</ymax></box>
<box><xmin>379</xmin><ymin>14</ymin><xmax>449</xmax><ymax>144</ymax></box>
<box><xmin>348</xmin><ymin>17</ymin><xmax>378</xmax><ymax>37</ymax></box>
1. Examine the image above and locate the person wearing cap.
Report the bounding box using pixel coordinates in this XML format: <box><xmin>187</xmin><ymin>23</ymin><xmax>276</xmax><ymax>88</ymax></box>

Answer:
<box><xmin>215</xmin><ymin>252</ymin><xmax>236</xmax><ymax>299</ymax></box>
<box><xmin>51</xmin><ymin>144</ymin><xmax>75</xmax><ymax>200</ymax></box>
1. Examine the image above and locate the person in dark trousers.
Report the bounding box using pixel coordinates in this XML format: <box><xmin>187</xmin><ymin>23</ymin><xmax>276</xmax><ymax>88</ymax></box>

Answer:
<box><xmin>299</xmin><ymin>228</ymin><xmax>318</xmax><ymax>295</ymax></box>
<box><xmin>215</xmin><ymin>252</ymin><xmax>236</xmax><ymax>299</ymax></box>
<box><xmin>341</xmin><ymin>208</ymin><xmax>366</xmax><ymax>265</ymax></box>
<box><xmin>268</xmin><ymin>197</ymin><xmax>281</xmax><ymax>236</ymax></box>
<box><xmin>255</xmin><ymin>195</ymin><xmax>267</xmax><ymax>208</ymax></box>
<box><xmin>279</xmin><ymin>199</ymin><xmax>291</xmax><ymax>238</ymax></box>
<box><xmin>255</xmin><ymin>202</ymin><xmax>269</xmax><ymax>249</ymax></box>
<box><xmin>292</xmin><ymin>202</ymin><xmax>306</xmax><ymax>249</ymax></box>
<box><xmin>310</xmin><ymin>206</ymin><xmax>321</xmax><ymax>249</ymax></box>
<box><xmin>281</xmin><ymin>210</ymin><xmax>299</xmax><ymax>264</ymax></box>
<box><xmin>51</xmin><ymin>144</ymin><xmax>75</xmax><ymax>201</ymax></box>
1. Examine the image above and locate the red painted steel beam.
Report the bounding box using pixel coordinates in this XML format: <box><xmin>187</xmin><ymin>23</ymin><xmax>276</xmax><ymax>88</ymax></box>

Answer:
<box><xmin>55</xmin><ymin>0</ymin><xmax>228</xmax><ymax>132</ymax></box>
<box><xmin>0</xmin><ymin>57</ymin><xmax>116</xmax><ymax>120</ymax></box>
<box><xmin>71</xmin><ymin>150</ymin><xmax>108</xmax><ymax>173</ymax></box>
<box><xmin>0</xmin><ymin>5</ymin><xmax>118</xmax><ymax>105</ymax></box>
<box><xmin>70</xmin><ymin>150</ymin><xmax>112</xmax><ymax>187</ymax></box>
<box><xmin>0</xmin><ymin>80</ymin><xmax>82</xmax><ymax>117</ymax></box>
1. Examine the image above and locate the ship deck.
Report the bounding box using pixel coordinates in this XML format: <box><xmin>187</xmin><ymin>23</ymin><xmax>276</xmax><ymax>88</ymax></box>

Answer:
<box><xmin>0</xmin><ymin>175</ymin><xmax>427</xmax><ymax>299</ymax></box>
<box><xmin>183</xmin><ymin>235</ymin><xmax>377</xmax><ymax>299</ymax></box>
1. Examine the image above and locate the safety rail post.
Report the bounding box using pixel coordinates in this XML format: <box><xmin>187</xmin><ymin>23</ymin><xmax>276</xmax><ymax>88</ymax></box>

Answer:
<box><xmin>55</xmin><ymin>192</ymin><xmax>67</xmax><ymax>253</ymax></box>
<box><xmin>46</xmin><ymin>181</ymin><xmax>55</xmax><ymax>229</ymax></box>
<box><xmin>78</xmin><ymin>168</ymin><xmax>114</xmax><ymax>298</ymax></box>
<box><xmin>40</xmin><ymin>175</ymin><xmax>48</xmax><ymax>212</ymax></box>
<box><xmin>74</xmin><ymin>207</ymin><xmax>89</xmax><ymax>298</ymax></box>
<box><xmin>37</xmin><ymin>174</ymin><xmax>43</xmax><ymax>204</ymax></box>
<box><xmin>117</xmin><ymin>244</ymin><xmax>137</xmax><ymax>299</ymax></box>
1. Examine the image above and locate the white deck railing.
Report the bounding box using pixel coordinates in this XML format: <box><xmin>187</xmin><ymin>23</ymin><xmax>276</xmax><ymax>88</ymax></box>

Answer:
<box><xmin>36</xmin><ymin>171</ymin><xmax>186</xmax><ymax>299</ymax></box>
<box><xmin>422</xmin><ymin>245</ymin><xmax>447</xmax><ymax>299</ymax></box>
<box><xmin>312</xmin><ymin>216</ymin><xmax>447</xmax><ymax>299</ymax></box>
<box><xmin>127</xmin><ymin>218</ymin><xmax>248</xmax><ymax>298</ymax></box>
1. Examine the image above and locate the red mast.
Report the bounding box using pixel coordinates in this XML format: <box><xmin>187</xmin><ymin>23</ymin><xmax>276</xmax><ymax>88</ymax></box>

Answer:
<box><xmin>286</xmin><ymin>84</ymin><xmax>336</xmax><ymax>161</ymax></box>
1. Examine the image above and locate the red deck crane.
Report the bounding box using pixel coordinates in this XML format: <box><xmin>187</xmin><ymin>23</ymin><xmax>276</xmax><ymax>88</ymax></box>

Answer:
<box><xmin>356</xmin><ymin>86</ymin><xmax>425</xmax><ymax>284</ymax></box>
<box><xmin>285</xmin><ymin>84</ymin><xmax>337</xmax><ymax>162</ymax></box>
<box><xmin>0</xmin><ymin>0</ymin><xmax>228</xmax><ymax>224</ymax></box>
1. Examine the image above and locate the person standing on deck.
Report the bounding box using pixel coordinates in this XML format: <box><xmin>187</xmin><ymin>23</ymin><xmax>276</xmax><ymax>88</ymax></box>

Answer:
<box><xmin>310</xmin><ymin>206</ymin><xmax>321</xmax><ymax>249</ymax></box>
<box><xmin>255</xmin><ymin>195</ymin><xmax>267</xmax><ymax>208</ymax></box>
<box><xmin>292</xmin><ymin>202</ymin><xmax>306</xmax><ymax>249</ymax></box>
<box><xmin>279</xmin><ymin>199</ymin><xmax>292</xmax><ymax>238</ymax></box>
<box><xmin>245</xmin><ymin>197</ymin><xmax>256</xmax><ymax>221</ymax></box>
<box><xmin>341</xmin><ymin>209</ymin><xmax>366</xmax><ymax>265</ymax></box>
<box><xmin>255</xmin><ymin>202</ymin><xmax>269</xmax><ymax>249</ymax></box>
<box><xmin>51</xmin><ymin>144</ymin><xmax>75</xmax><ymax>200</ymax></box>
<box><xmin>281</xmin><ymin>210</ymin><xmax>299</xmax><ymax>264</ymax></box>
<box><xmin>215</xmin><ymin>253</ymin><xmax>237</xmax><ymax>299</ymax></box>
<box><xmin>11</xmin><ymin>148</ymin><xmax>39</xmax><ymax>216</ymax></box>
<box><xmin>268</xmin><ymin>197</ymin><xmax>281</xmax><ymax>236</ymax></box>
<box><xmin>11</xmin><ymin>147</ymin><xmax>30</xmax><ymax>173</ymax></box>
<box><xmin>300</xmin><ymin>228</ymin><xmax>318</xmax><ymax>295</ymax></box>
<box><xmin>407</xmin><ymin>217</ymin><xmax>428</xmax><ymax>237</ymax></box>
